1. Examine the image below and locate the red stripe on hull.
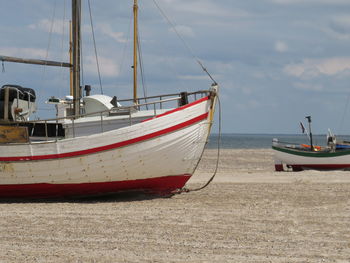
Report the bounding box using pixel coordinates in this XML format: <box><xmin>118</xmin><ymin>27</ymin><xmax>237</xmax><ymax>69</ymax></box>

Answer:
<box><xmin>0</xmin><ymin>112</ymin><xmax>208</xmax><ymax>162</ymax></box>
<box><xmin>0</xmin><ymin>175</ymin><xmax>191</xmax><ymax>199</ymax></box>
<box><xmin>275</xmin><ymin>164</ymin><xmax>284</xmax><ymax>172</ymax></box>
<box><xmin>290</xmin><ymin>164</ymin><xmax>350</xmax><ymax>171</ymax></box>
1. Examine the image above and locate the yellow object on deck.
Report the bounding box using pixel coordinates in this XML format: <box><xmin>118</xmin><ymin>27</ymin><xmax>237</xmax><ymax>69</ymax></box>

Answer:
<box><xmin>301</xmin><ymin>144</ymin><xmax>321</xmax><ymax>151</ymax></box>
<box><xmin>0</xmin><ymin>125</ymin><xmax>29</xmax><ymax>143</ymax></box>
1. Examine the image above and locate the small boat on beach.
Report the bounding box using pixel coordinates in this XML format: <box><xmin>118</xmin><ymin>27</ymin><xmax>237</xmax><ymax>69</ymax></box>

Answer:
<box><xmin>0</xmin><ymin>0</ymin><xmax>218</xmax><ymax>198</ymax></box>
<box><xmin>273</xmin><ymin>117</ymin><xmax>350</xmax><ymax>171</ymax></box>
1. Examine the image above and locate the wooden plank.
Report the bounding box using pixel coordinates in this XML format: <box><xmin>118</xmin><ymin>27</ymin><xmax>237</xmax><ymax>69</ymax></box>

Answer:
<box><xmin>0</xmin><ymin>126</ymin><xmax>29</xmax><ymax>143</ymax></box>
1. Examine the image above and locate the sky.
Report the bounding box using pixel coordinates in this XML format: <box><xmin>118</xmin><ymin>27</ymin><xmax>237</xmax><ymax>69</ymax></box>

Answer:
<box><xmin>1</xmin><ymin>0</ymin><xmax>350</xmax><ymax>134</ymax></box>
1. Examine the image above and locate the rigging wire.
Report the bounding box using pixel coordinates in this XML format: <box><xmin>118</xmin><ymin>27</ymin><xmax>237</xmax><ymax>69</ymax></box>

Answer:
<box><xmin>137</xmin><ymin>25</ymin><xmax>148</xmax><ymax>106</ymax></box>
<box><xmin>80</xmin><ymin>2</ymin><xmax>85</xmax><ymax>88</ymax></box>
<box><xmin>40</xmin><ymin>0</ymin><xmax>58</xmax><ymax>99</ymax></box>
<box><xmin>44</xmin><ymin>0</ymin><xmax>57</xmax><ymax>63</ymax></box>
<box><xmin>58</xmin><ymin>0</ymin><xmax>67</xmax><ymax>98</ymax></box>
<box><xmin>116</xmin><ymin>11</ymin><xmax>133</xmax><ymax>92</ymax></box>
<box><xmin>151</xmin><ymin>0</ymin><xmax>217</xmax><ymax>85</ymax></box>
<box><xmin>87</xmin><ymin>0</ymin><xmax>103</xmax><ymax>94</ymax></box>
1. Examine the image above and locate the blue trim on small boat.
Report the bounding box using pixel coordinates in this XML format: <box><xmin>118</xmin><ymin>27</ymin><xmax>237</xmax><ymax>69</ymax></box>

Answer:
<box><xmin>336</xmin><ymin>144</ymin><xmax>350</xmax><ymax>149</ymax></box>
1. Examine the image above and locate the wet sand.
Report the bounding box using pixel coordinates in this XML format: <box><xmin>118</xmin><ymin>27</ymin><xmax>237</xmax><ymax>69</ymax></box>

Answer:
<box><xmin>0</xmin><ymin>149</ymin><xmax>350</xmax><ymax>262</ymax></box>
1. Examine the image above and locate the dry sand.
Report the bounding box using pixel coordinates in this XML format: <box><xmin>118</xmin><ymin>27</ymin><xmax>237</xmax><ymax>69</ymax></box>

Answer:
<box><xmin>0</xmin><ymin>149</ymin><xmax>350</xmax><ymax>262</ymax></box>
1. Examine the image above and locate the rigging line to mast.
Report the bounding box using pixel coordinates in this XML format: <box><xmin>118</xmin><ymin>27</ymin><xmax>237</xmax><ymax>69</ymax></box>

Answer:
<box><xmin>40</xmin><ymin>0</ymin><xmax>58</xmax><ymax>99</ymax></box>
<box><xmin>152</xmin><ymin>0</ymin><xmax>217</xmax><ymax>85</ymax></box>
<box><xmin>45</xmin><ymin>0</ymin><xmax>58</xmax><ymax>62</ymax></box>
<box><xmin>80</xmin><ymin>1</ymin><xmax>85</xmax><ymax>88</ymax></box>
<box><xmin>116</xmin><ymin>12</ymin><xmax>133</xmax><ymax>90</ymax></box>
<box><xmin>137</xmin><ymin>26</ymin><xmax>148</xmax><ymax>106</ymax></box>
<box><xmin>58</xmin><ymin>0</ymin><xmax>67</xmax><ymax>98</ymax></box>
<box><xmin>88</xmin><ymin>0</ymin><xmax>103</xmax><ymax>95</ymax></box>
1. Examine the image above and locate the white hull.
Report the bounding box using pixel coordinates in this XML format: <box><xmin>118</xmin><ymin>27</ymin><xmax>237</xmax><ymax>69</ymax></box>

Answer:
<box><xmin>0</xmin><ymin>95</ymin><xmax>215</xmax><ymax>198</ymax></box>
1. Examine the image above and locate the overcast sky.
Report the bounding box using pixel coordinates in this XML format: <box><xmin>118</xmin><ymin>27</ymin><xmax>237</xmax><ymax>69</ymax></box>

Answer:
<box><xmin>1</xmin><ymin>0</ymin><xmax>350</xmax><ymax>134</ymax></box>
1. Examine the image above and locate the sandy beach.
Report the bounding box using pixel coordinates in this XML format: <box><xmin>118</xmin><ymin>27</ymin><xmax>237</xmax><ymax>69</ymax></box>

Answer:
<box><xmin>0</xmin><ymin>149</ymin><xmax>350</xmax><ymax>262</ymax></box>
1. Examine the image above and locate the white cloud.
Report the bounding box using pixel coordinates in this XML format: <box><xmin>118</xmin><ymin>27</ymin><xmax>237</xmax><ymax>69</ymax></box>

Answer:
<box><xmin>171</xmin><ymin>25</ymin><xmax>195</xmax><ymax>38</ymax></box>
<box><xmin>178</xmin><ymin>74</ymin><xmax>212</xmax><ymax>80</ymax></box>
<box><xmin>236</xmin><ymin>99</ymin><xmax>261</xmax><ymax>111</ymax></box>
<box><xmin>0</xmin><ymin>47</ymin><xmax>46</xmax><ymax>58</ymax></box>
<box><xmin>331</xmin><ymin>15</ymin><xmax>350</xmax><ymax>27</ymax></box>
<box><xmin>252</xmin><ymin>72</ymin><xmax>266</xmax><ymax>79</ymax></box>
<box><xmin>161</xmin><ymin>0</ymin><xmax>249</xmax><ymax>18</ymax></box>
<box><xmin>294</xmin><ymin>82</ymin><xmax>324</xmax><ymax>91</ymax></box>
<box><xmin>28</xmin><ymin>20</ymin><xmax>128</xmax><ymax>44</ymax></box>
<box><xmin>329</xmin><ymin>15</ymin><xmax>350</xmax><ymax>37</ymax></box>
<box><xmin>270</xmin><ymin>0</ymin><xmax>350</xmax><ymax>4</ymax></box>
<box><xmin>284</xmin><ymin>57</ymin><xmax>350</xmax><ymax>78</ymax></box>
<box><xmin>274</xmin><ymin>41</ymin><xmax>288</xmax><ymax>53</ymax></box>
<box><xmin>28</xmin><ymin>19</ymin><xmax>68</xmax><ymax>35</ymax></box>
<box><xmin>97</xmin><ymin>23</ymin><xmax>128</xmax><ymax>43</ymax></box>
<box><xmin>84</xmin><ymin>55</ymin><xmax>119</xmax><ymax>77</ymax></box>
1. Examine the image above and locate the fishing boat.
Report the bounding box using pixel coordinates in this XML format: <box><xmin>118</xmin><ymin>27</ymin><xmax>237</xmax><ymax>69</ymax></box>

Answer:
<box><xmin>0</xmin><ymin>0</ymin><xmax>218</xmax><ymax>198</ymax></box>
<box><xmin>272</xmin><ymin>117</ymin><xmax>350</xmax><ymax>171</ymax></box>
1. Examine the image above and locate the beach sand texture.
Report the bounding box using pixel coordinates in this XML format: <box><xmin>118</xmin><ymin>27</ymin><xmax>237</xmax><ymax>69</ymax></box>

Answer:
<box><xmin>0</xmin><ymin>149</ymin><xmax>350</xmax><ymax>262</ymax></box>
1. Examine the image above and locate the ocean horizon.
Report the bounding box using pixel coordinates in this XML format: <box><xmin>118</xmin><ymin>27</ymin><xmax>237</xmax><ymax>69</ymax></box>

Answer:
<box><xmin>206</xmin><ymin>133</ymin><xmax>350</xmax><ymax>149</ymax></box>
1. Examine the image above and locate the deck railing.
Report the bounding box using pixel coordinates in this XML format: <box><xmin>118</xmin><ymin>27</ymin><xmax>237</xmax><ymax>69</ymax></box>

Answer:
<box><xmin>0</xmin><ymin>90</ymin><xmax>210</xmax><ymax>143</ymax></box>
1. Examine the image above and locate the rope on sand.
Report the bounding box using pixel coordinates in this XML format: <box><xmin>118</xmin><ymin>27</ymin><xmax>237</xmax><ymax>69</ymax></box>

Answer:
<box><xmin>174</xmin><ymin>95</ymin><xmax>222</xmax><ymax>194</ymax></box>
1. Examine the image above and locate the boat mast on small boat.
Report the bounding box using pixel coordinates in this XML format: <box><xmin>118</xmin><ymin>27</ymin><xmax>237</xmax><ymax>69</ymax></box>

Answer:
<box><xmin>0</xmin><ymin>0</ymin><xmax>219</xmax><ymax>199</ymax></box>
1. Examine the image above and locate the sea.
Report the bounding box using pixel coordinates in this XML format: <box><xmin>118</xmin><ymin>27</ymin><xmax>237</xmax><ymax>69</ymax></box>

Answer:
<box><xmin>206</xmin><ymin>134</ymin><xmax>350</xmax><ymax>149</ymax></box>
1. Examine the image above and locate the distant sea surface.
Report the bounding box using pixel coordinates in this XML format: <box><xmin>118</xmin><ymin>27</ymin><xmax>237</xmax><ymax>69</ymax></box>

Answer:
<box><xmin>206</xmin><ymin>134</ymin><xmax>350</xmax><ymax>149</ymax></box>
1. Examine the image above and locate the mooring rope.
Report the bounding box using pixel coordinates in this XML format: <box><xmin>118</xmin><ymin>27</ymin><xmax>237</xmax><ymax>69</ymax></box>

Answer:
<box><xmin>175</xmin><ymin>95</ymin><xmax>222</xmax><ymax>194</ymax></box>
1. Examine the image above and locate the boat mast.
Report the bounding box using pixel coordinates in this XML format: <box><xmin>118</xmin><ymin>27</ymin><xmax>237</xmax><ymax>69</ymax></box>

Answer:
<box><xmin>133</xmin><ymin>0</ymin><xmax>138</xmax><ymax>104</ymax></box>
<box><xmin>306</xmin><ymin>116</ymin><xmax>314</xmax><ymax>151</ymax></box>
<box><xmin>69</xmin><ymin>21</ymin><xmax>73</xmax><ymax>96</ymax></box>
<box><xmin>72</xmin><ymin>0</ymin><xmax>81</xmax><ymax>116</ymax></box>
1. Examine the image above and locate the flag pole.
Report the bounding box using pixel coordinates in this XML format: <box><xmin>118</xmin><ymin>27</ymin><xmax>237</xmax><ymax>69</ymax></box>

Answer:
<box><xmin>305</xmin><ymin>116</ymin><xmax>314</xmax><ymax>150</ymax></box>
<box><xmin>300</xmin><ymin>121</ymin><xmax>310</xmax><ymax>141</ymax></box>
